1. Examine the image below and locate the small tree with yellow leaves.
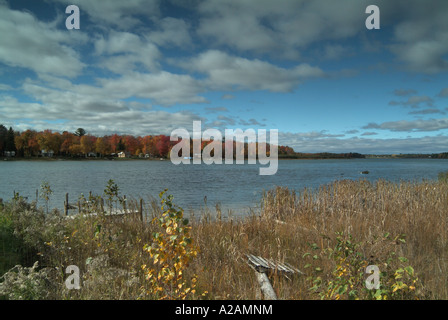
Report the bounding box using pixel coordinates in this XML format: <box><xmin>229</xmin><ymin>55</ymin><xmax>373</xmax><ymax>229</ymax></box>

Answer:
<box><xmin>141</xmin><ymin>190</ymin><xmax>200</xmax><ymax>300</ymax></box>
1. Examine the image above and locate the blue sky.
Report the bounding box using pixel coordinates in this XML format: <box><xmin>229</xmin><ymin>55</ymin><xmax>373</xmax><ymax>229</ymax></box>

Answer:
<box><xmin>0</xmin><ymin>0</ymin><xmax>447</xmax><ymax>154</ymax></box>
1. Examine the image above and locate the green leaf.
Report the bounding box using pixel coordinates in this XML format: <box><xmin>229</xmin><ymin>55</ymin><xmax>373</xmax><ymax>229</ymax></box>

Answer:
<box><xmin>404</xmin><ymin>266</ymin><xmax>414</xmax><ymax>276</ymax></box>
<box><xmin>398</xmin><ymin>257</ymin><xmax>408</xmax><ymax>263</ymax></box>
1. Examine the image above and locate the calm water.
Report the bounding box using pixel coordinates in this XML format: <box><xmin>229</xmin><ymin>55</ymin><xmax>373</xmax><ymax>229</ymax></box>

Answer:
<box><xmin>0</xmin><ymin>158</ymin><xmax>447</xmax><ymax>215</ymax></box>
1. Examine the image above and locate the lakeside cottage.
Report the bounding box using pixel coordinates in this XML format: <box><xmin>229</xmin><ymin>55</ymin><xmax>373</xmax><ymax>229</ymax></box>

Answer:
<box><xmin>118</xmin><ymin>151</ymin><xmax>131</xmax><ymax>158</ymax></box>
<box><xmin>41</xmin><ymin>149</ymin><xmax>54</xmax><ymax>157</ymax></box>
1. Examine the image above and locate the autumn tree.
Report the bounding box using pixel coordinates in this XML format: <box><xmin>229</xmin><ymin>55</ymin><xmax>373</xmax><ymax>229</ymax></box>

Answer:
<box><xmin>37</xmin><ymin>130</ymin><xmax>62</xmax><ymax>155</ymax></box>
<box><xmin>95</xmin><ymin>137</ymin><xmax>112</xmax><ymax>157</ymax></box>
<box><xmin>80</xmin><ymin>135</ymin><xmax>96</xmax><ymax>157</ymax></box>
<box><xmin>141</xmin><ymin>135</ymin><xmax>157</xmax><ymax>157</ymax></box>
<box><xmin>123</xmin><ymin>135</ymin><xmax>141</xmax><ymax>156</ymax></box>
<box><xmin>14</xmin><ymin>130</ymin><xmax>40</xmax><ymax>157</ymax></box>
<box><xmin>156</xmin><ymin>135</ymin><xmax>171</xmax><ymax>158</ymax></box>
<box><xmin>69</xmin><ymin>138</ymin><xmax>82</xmax><ymax>156</ymax></box>
<box><xmin>109</xmin><ymin>134</ymin><xmax>121</xmax><ymax>153</ymax></box>
<box><xmin>60</xmin><ymin>131</ymin><xmax>75</xmax><ymax>156</ymax></box>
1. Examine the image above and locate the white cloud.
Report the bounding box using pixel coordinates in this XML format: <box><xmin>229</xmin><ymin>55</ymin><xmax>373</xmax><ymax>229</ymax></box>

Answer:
<box><xmin>0</xmin><ymin>92</ymin><xmax>204</xmax><ymax>137</ymax></box>
<box><xmin>50</xmin><ymin>0</ymin><xmax>160</xmax><ymax>29</ymax></box>
<box><xmin>180</xmin><ymin>50</ymin><xmax>324</xmax><ymax>92</ymax></box>
<box><xmin>388</xmin><ymin>0</ymin><xmax>448</xmax><ymax>73</ymax></box>
<box><xmin>93</xmin><ymin>31</ymin><xmax>161</xmax><ymax>74</ymax></box>
<box><xmin>149</xmin><ymin>17</ymin><xmax>192</xmax><ymax>48</ymax></box>
<box><xmin>389</xmin><ymin>95</ymin><xmax>434</xmax><ymax>108</ymax></box>
<box><xmin>0</xmin><ymin>83</ymin><xmax>14</xmax><ymax>91</ymax></box>
<box><xmin>438</xmin><ymin>87</ymin><xmax>448</xmax><ymax>97</ymax></box>
<box><xmin>279</xmin><ymin>131</ymin><xmax>448</xmax><ymax>154</ymax></box>
<box><xmin>97</xmin><ymin>71</ymin><xmax>208</xmax><ymax>106</ymax></box>
<box><xmin>363</xmin><ymin>118</ymin><xmax>448</xmax><ymax>132</ymax></box>
<box><xmin>197</xmin><ymin>0</ymin><xmax>370</xmax><ymax>58</ymax></box>
<box><xmin>0</xmin><ymin>2</ymin><xmax>87</xmax><ymax>77</ymax></box>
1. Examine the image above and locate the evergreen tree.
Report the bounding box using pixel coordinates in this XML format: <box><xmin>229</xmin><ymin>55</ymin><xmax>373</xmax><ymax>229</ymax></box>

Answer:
<box><xmin>0</xmin><ymin>124</ymin><xmax>8</xmax><ymax>155</ymax></box>
<box><xmin>6</xmin><ymin>127</ymin><xmax>16</xmax><ymax>152</ymax></box>
<box><xmin>74</xmin><ymin>128</ymin><xmax>86</xmax><ymax>137</ymax></box>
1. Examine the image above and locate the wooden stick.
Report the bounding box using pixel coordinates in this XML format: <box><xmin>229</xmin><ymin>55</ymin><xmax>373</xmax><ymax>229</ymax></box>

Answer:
<box><xmin>140</xmin><ymin>198</ymin><xmax>143</xmax><ymax>222</ymax></box>
<box><xmin>255</xmin><ymin>272</ymin><xmax>277</xmax><ymax>300</ymax></box>
<box><xmin>65</xmin><ymin>193</ymin><xmax>69</xmax><ymax>216</ymax></box>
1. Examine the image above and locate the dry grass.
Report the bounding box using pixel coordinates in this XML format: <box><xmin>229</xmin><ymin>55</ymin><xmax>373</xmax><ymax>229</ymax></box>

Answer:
<box><xmin>1</xmin><ymin>178</ymin><xmax>448</xmax><ymax>299</ymax></box>
<box><xmin>189</xmin><ymin>178</ymin><xmax>448</xmax><ymax>299</ymax></box>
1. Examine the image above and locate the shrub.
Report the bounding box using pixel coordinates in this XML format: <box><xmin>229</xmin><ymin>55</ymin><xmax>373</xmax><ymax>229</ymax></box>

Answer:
<box><xmin>0</xmin><ymin>262</ymin><xmax>56</xmax><ymax>300</ymax></box>
<box><xmin>141</xmin><ymin>190</ymin><xmax>203</xmax><ymax>300</ymax></box>
<box><xmin>304</xmin><ymin>232</ymin><xmax>425</xmax><ymax>300</ymax></box>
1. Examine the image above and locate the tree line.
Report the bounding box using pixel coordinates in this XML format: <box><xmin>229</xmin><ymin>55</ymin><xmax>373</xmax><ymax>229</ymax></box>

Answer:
<box><xmin>0</xmin><ymin>125</ymin><xmax>174</xmax><ymax>158</ymax></box>
<box><xmin>0</xmin><ymin>125</ymin><xmax>289</xmax><ymax>159</ymax></box>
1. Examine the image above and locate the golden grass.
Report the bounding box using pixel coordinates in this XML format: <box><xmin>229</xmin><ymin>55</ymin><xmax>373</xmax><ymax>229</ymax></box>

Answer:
<box><xmin>1</xmin><ymin>178</ymin><xmax>448</xmax><ymax>299</ymax></box>
<box><xmin>189</xmin><ymin>179</ymin><xmax>448</xmax><ymax>299</ymax></box>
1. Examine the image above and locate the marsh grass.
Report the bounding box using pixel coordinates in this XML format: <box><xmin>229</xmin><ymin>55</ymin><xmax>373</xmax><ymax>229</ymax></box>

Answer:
<box><xmin>1</xmin><ymin>178</ymin><xmax>448</xmax><ymax>299</ymax></box>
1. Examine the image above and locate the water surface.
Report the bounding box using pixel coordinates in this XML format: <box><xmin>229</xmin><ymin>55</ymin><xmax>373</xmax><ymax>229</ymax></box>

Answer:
<box><xmin>0</xmin><ymin>158</ymin><xmax>446</xmax><ymax>215</ymax></box>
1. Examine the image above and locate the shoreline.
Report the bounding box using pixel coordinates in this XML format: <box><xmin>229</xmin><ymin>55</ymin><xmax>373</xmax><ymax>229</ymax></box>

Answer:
<box><xmin>3</xmin><ymin>155</ymin><xmax>448</xmax><ymax>161</ymax></box>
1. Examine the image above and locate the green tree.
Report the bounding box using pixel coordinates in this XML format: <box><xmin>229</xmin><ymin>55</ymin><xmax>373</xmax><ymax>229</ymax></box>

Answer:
<box><xmin>74</xmin><ymin>128</ymin><xmax>86</xmax><ymax>137</ymax></box>
<box><xmin>0</xmin><ymin>124</ymin><xmax>7</xmax><ymax>155</ymax></box>
<box><xmin>6</xmin><ymin>127</ymin><xmax>17</xmax><ymax>153</ymax></box>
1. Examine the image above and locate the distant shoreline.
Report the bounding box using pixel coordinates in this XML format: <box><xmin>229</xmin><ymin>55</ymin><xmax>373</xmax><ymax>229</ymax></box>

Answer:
<box><xmin>3</xmin><ymin>154</ymin><xmax>448</xmax><ymax>161</ymax></box>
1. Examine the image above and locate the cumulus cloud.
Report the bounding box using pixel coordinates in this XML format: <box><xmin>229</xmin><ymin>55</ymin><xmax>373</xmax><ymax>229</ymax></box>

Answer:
<box><xmin>179</xmin><ymin>50</ymin><xmax>324</xmax><ymax>92</ymax></box>
<box><xmin>221</xmin><ymin>94</ymin><xmax>235</xmax><ymax>100</ymax></box>
<box><xmin>393</xmin><ymin>89</ymin><xmax>417</xmax><ymax>96</ymax></box>
<box><xmin>97</xmin><ymin>71</ymin><xmax>208</xmax><ymax>106</ymax></box>
<box><xmin>0</xmin><ymin>2</ymin><xmax>87</xmax><ymax>77</ymax></box>
<box><xmin>363</xmin><ymin>118</ymin><xmax>448</xmax><ymax>132</ymax></box>
<box><xmin>279</xmin><ymin>131</ymin><xmax>448</xmax><ymax>154</ymax></box>
<box><xmin>360</xmin><ymin>132</ymin><xmax>378</xmax><ymax>136</ymax></box>
<box><xmin>408</xmin><ymin>108</ymin><xmax>445</xmax><ymax>115</ymax></box>
<box><xmin>0</xmin><ymin>93</ymin><xmax>204</xmax><ymax>137</ymax></box>
<box><xmin>204</xmin><ymin>107</ymin><xmax>229</xmax><ymax>113</ymax></box>
<box><xmin>93</xmin><ymin>31</ymin><xmax>161</xmax><ymax>74</ymax></box>
<box><xmin>389</xmin><ymin>95</ymin><xmax>434</xmax><ymax>108</ymax></box>
<box><xmin>388</xmin><ymin>0</ymin><xmax>448</xmax><ymax>74</ymax></box>
<box><xmin>50</xmin><ymin>0</ymin><xmax>160</xmax><ymax>29</ymax></box>
<box><xmin>149</xmin><ymin>17</ymin><xmax>193</xmax><ymax>48</ymax></box>
<box><xmin>197</xmin><ymin>0</ymin><xmax>370</xmax><ymax>59</ymax></box>
<box><xmin>438</xmin><ymin>87</ymin><xmax>448</xmax><ymax>97</ymax></box>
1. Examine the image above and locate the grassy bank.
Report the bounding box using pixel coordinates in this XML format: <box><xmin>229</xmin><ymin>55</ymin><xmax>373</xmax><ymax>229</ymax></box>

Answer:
<box><xmin>1</xmin><ymin>177</ymin><xmax>448</xmax><ymax>300</ymax></box>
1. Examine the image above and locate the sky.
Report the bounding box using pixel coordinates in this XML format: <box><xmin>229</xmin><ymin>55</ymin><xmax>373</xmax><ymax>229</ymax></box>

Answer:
<box><xmin>0</xmin><ymin>0</ymin><xmax>447</xmax><ymax>154</ymax></box>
